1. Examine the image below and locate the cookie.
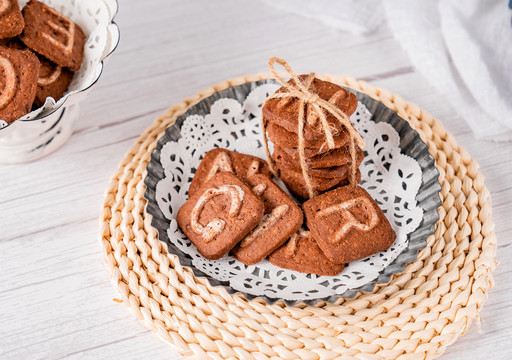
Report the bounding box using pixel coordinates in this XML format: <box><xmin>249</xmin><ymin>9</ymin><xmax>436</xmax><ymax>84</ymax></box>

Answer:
<box><xmin>20</xmin><ymin>0</ymin><xmax>85</xmax><ymax>71</ymax></box>
<box><xmin>231</xmin><ymin>174</ymin><xmax>303</xmax><ymax>265</ymax></box>
<box><xmin>273</xmin><ymin>150</ymin><xmax>351</xmax><ymax>179</ymax></box>
<box><xmin>263</xmin><ymin>75</ymin><xmax>358</xmax><ymax>141</ymax></box>
<box><xmin>188</xmin><ymin>148</ymin><xmax>273</xmax><ymax>197</ymax></box>
<box><xmin>269</xmin><ymin>229</ymin><xmax>345</xmax><ymax>276</ymax></box>
<box><xmin>0</xmin><ymin>0</ymin><xmax>24</xmax><ymax>39</ymax></box>
<box><xmin>266</xmin><ymin>122</ymin><xmax>349</xmax><ymax>150</ymax></box>
<box><xmin>303</xmin><ymin>185</ymin><xmax>395</xmax><ymax>264</ymax></box>
<box><xmin>34</xmin><ymin>55</ymin><xmax>73</xmax><ymax>107</ymax></box>
<box><xmin>273</xmin><ymin>146</ymin><xmax>363</xmax><ymax>176</ymax></box>
<box><xmin>0</xmin><ymin>46</ymin><xmax>39</xmax><ymax>123</ymax></box>
<box><xmin>278</xmin><ymin>165</ymin><xmax>360</xmax><ymax>200</ymax></box>
<box><xmin>279</xmin><ymin>145</ymin><xmax>365</xmax><ymax>168</ymax></box>
<box><xmin>177</xmin><ymin>172</ymin><xmax>265</xmax><ymax>260</ymax></box>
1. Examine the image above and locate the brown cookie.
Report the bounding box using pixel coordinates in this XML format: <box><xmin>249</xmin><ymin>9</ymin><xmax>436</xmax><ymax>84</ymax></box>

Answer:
<box><xmin>20</xmin><ymin>0</ymin><xmax>85</xmax><ymax>71</ymax></box>
<box><xmin>269</xmin><ymin>229</ymin><xmax>345</xmax><ymax>276</ymax></box>
<box><xmin>177</xmin><ymin>172</ymin><xmax>265</xmax><ymax>260</ymax></box>
<box><xmin>34</xmin><ymin>55</ymin><xmax>73</xmax><ymax>107</ymax></box>
<box><xmin>278</xmin><ymin>165</ymin><xmax>361</xmax><ymax>200</ymax></box>
<box><xmin>231</xmin><ymin>174</ymin><xmax>303</xmax><ymax>265</ymax></box>
<box><xmin>273</xmin><ymin>150</ymin><xmax>351</xmax><ymax>179</ymax></box>
<box><xmin>0</xmin><ymin>0</ymin><xmax>24</xmax><ymax>39</ymax></box>
<box><xmin>0</xmin><ymin>46</ymin><xmax>39</xmax><ymax>123</ymax></box>
<box><xmin>263</xmin><ymin>75</ymin><xmax>358</xmax><ymax>141</ymax></box>
<box><xmin>266</xmin><ymin>122</ymin><xmax>349</xmax><ymax>151</ymax></box>
<box><xmin>188</xmin><ymin>148</ymin><xmax>272</xmax><ymax>197</ymax></box>
<box><xmin>279</xmin><ymin>144</ymin><xmax>365</xmax><ymax>168</ymax></box>
<box><xmin>303</xmin><ymin>185</ymin><xmax>395</xmax><ymax>264</ymax></box>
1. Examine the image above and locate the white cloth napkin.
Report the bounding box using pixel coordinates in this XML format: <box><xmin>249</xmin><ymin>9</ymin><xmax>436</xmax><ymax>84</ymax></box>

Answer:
<box><xmin>262</xmin><ymin>0</ymin><xmax>512</xmax><ymax>141</ymax></box>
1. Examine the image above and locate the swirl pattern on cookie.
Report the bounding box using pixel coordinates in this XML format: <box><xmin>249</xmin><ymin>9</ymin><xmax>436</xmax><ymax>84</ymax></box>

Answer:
<box><xmin>37</xmin><ymin>65</ymin><xmax>62</xmax><ymax>86</ymax></box>
<box><xmin>0</xmin><ymin>55</ymin><xmax>17</xmax><ymax>109</ymax></box>
<box><xmin>190</xmin><ymin>185</ymin><xmax>245</xmax><ymax>242</ymax></box>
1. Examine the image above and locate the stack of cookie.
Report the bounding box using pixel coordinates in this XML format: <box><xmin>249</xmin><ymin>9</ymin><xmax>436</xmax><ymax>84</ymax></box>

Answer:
<box><xmin>0</xmin><ymin>0</ymin><xmax>85</xmax><ymax>124</ymax></box>
<box><xmin>263</xmin><ymin>76</ymin><xmax>365</xmax><ymax>199</ymax></box>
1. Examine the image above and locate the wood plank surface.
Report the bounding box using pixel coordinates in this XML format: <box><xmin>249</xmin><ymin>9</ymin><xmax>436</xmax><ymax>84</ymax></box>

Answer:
<box><xmin>1</xmin><ymin>0</ymin><xmax>510</xmax><ymax>359</ymax></box>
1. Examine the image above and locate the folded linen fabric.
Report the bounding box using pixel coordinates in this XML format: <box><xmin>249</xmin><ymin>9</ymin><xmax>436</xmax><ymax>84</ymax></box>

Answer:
<box><xmin>262</xmin><ymin>0</ymin><xmax>512</xmax><ymax>141</ymax></box>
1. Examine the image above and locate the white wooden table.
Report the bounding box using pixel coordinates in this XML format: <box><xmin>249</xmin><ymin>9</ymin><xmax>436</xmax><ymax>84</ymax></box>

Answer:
<box><xmin>1</xmin><ymin>1</ymin><xmax>511</xmax><ymax>359</ymax></box>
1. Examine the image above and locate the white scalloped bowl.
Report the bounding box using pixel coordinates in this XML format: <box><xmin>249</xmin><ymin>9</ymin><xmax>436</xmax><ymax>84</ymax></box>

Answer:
<box><xmin>0</xmin><ymin>0</ymin><xmax>120</xmax><ymax>163</ymax></box>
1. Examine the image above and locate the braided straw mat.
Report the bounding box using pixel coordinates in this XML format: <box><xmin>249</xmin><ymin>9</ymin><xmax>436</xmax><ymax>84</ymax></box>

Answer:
<box><xmin>99</xmin><ymin>73</ymin><xmax>497</xmax><ymax>360</ymax></box>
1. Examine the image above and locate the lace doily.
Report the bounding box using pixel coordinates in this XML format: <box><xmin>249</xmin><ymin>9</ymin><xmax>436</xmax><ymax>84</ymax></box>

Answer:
<box><xmin>152</xmin><ymin>83</ymin><xmax>423</xmax><ymax>301</ymax></box>
<box><xmin>0</xmin><ymin>0</ymin><xmax>118</xmax><ymax>131</ymax></box>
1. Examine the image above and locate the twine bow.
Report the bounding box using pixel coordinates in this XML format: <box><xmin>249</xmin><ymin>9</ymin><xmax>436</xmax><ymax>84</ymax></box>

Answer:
<box><xmin>262</xmin><ymin>57</ymin><xmax>365</xmax><ymax>198</ymax></box>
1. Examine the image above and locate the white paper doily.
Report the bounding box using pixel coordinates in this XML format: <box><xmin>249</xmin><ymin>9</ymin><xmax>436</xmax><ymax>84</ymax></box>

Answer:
<box><xmin>150</xmin><ymin>83</ymin><xmax>424</xmax><ymax>302</ymax></box>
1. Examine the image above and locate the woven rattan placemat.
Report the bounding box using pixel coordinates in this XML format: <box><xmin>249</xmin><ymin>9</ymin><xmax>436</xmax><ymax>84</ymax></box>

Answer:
<box><xmin>99</xmin><ymin>74</ymin><xmax>497</xmax><ymax>360</ymax></box>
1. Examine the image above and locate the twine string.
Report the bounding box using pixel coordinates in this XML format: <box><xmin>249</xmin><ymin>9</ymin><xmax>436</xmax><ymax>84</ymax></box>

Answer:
<box><xmin>262</xmin><ymin>57</ymin><xmax>365</xmax><ymax>198</ymax></box>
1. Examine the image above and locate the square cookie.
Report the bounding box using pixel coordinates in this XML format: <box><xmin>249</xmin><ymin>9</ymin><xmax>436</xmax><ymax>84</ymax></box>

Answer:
<box><xmin>303</xmin><ymin>185</ymin><xmax>395</xmax><ymax>264</ymax></box>
<box><xmin>0</xmin><ymin>0</ymin><xmax>24</xmax><ymax>39</ymax></box>
<box><xmin>20</xmin><ymin>0</ymin><xmax>85</xmax><ymax>71</ymax></box>
<box><xmin>34</xmin><ymin>55</ymin><xmax>73</xmax><ymax>107</ymax></box>
<box><xmin>177</xmin><ymin>172</ymin><xmax>265</xmax><ymax>260</ymax></box>
<box><xmin>0</xmin><ymin>46</ymin><xmax>39</xmax><ymax>123</ymax></box>
<box><xmin>269</xmin><ymin>229</ymin><xmax>345</xmax><ymax>276</ymax></box>
<box><xmin>188</xmin><ymin>148</ymin><xmax>273</xmax><ymax>197</ymax></box>
<box><xmin>231</xmin><ymin>174</ymin><xmax>303</xmax><ymax>265</ymax></box>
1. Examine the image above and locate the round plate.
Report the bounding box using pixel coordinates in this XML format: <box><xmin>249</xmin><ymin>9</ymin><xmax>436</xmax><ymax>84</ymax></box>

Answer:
<box><xmin>144</xmin><ymin>79</ymin><xmax>442</xmax><ymax>305</ymax></box>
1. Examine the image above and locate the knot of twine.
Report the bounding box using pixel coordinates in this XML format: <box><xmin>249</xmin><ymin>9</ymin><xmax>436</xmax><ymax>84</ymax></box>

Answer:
<box><xmin>262</xmin><ymin>57</ymin><xmax>365</xmax><ymax>199</ymax></box>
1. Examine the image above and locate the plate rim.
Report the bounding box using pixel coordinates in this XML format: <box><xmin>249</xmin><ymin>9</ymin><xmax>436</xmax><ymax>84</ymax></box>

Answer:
<box><xmin>143</xmin><ymin>79</ymin><xmax>442</xmax><ymax>306</ymax></box>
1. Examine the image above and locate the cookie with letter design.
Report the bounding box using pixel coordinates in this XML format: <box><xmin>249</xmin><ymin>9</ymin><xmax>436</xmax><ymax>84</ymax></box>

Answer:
<box><xmin>20</xmin><ymin>0</ymin><xmax>85</xmax><ymax>71</ymax></box>
<box><xmin>188</xmin><ymin>148</ymin><xmax>272</xmax><ymax>197</ymax></box>
<box><xmin>177</xmin><ymin>172</ymin><xmax>265</xmax><ymax>260</ymax></box>
<box><xmin>0</xmin><ymin>46</ymin><xmax>39</xmax><ymax>123</ymax></box>
<box><xmin>34</xmin><ymin>55</ymin><xmax>73</xmax><ymax>107</ymax></box>
<box><xmin>0</xmin><ymin>0</ymin><xmax>24</xmax><ymax>39</ymax></box>
<box><xmin>269</xmin><ymin>229</ymin><xmax>345</xmax><ymax>276</ymax></box>
<box><xmin>232</xmin><ymin>174</ymin><xmax>303</xmax><ymax>265</ymax></box>
<box><xmin>303</xmin><ymin>185</ymin><xmax>395</xmax><ymax>264</ymax></box>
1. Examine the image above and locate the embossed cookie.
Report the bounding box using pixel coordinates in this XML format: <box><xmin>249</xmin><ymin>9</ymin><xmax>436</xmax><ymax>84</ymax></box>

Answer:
<box><xmin>177</xmin><ymin>172</ymin><xmax>265</xmax><ymax>260</ymax></box>
<box><xmin>0</xmin><ymin>46</ymin><xmax>39</xmax><ymax>123</ymax></box>
<box><xmin>278</xmin><ymin>165</ymin><xmax>360</xmax><ymax>200</ymax></box>
<box><xmin>269</xmin><ymin>229</ymin><xmax>345</xmax><ymax>276</ymax></box>
<box><xmin>266</xmin><ymin>122</ymin><xmax>350</xmax><ymax>150</ymax></box>
<box><xmin>188</xmin><ymin>148</ymin><xmax>273</xmax><ymax>197</ymax></box>
<box><xmin>0</xmin><ymin>0</ymin><xmax>24</xmax><ymax>39</ymax></box>
<box><xmin>34</xmin><ymin>55</ymin><xmax>73</xmax><ymax>107</ymax></box>
<box><xmin>20</xmin><ymin>0</ymin><xmax>86</xmax><ymax>71</ymax></box>
<box><xmin>303</xmin><ymin>185</ymin><xmax>395</xmax><ymax>264</ymax></box>
<box><xmin>263</xmin><ymin>75</ymin><xmax>358</xmax><ymax>141</ymax></box>
<box><xmin>231</xmin><ymin>174</ymin><xmax>303</xmax><ymax>265</ymax></box>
